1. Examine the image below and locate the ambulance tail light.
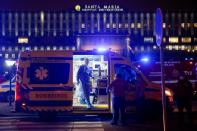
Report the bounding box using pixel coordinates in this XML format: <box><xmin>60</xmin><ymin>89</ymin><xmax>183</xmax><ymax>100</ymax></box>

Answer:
<box><xmin>15</xmin><ymin>82</ymin><xmax>21</xmax><ymax>101</ymax></box>
<box><xmin>165</xmin><ymin>89</ymin><xmax>174</xmax><ymax>103</ymax></box>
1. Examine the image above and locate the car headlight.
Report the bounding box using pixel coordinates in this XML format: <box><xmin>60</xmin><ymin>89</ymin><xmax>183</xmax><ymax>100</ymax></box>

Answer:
<box><xmin>165</xmin><ymin>89</ymin><xmax>173</xmax><ymax>97</ymax></box>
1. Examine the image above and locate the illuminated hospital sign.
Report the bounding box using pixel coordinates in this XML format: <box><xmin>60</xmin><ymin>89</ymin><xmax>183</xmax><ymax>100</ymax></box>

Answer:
<box><xmin>75</xmin><ymin>5</ymin><xmax>124</xmax><ymax>12</ymax></box>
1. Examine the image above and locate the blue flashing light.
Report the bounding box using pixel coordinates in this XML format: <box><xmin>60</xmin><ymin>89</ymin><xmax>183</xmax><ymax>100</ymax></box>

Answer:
<box><xmin>97</xmin><ymin>47</ymin><xmax>107</xmax><ymax>52</ymax></box>
<box><xmin>140</xmin><ymin>57</ymin><xmax>149</xmax><ymax>63</ymax></box>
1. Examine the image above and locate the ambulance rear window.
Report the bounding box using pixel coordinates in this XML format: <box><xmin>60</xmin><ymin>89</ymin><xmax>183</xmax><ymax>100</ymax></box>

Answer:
<box><xmin>114</xmin><ymin>64</ymin><xmax>137</xmax><ymax>83</ymax></box>
<box><xmin>28</xmin><ymin>63</ymin><xmax>70</xmax><ymax>84</ymax></box>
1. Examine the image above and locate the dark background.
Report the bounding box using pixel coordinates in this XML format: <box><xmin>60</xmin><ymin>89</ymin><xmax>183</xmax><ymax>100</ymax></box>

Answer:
<box><xmin>0</xmin><ymin>0</ymin><xmax>196</xmax><ymax>11</ymax></box>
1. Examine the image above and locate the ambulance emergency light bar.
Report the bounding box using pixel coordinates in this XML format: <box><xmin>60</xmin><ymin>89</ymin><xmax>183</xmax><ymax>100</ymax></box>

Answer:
<box><xmin>140</xmin><ymin>57</ymin><xmax>149</xmax><ymax>63</ymax></box>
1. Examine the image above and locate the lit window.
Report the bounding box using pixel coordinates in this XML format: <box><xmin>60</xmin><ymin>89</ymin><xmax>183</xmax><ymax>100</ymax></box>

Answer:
<box><xmin>25</xmin><ymin>47</ymin><xmax>31</xmax><ymax>51</ymax></box>
<box><xmin>8</xmin><ymin>47</ymin><xmax>12</xmax><ymax>52</ymax></box>
<box><xmin>125</xmin><ymin>24</ymin><xmax>129</xmax><ymax>28</ymax></box>
<box><xmin>12</xmin><ymin>54</ymin><xmax>15</xmax><ymax>58</ymax></box>
<box><xmin>137</xmin><ymin>23</ymin><xmax>141</xmax><ymax>28</ymax></box>
<box><xmin>194</xmin><ymin>23</ymin><xmax>197</xmax><ymax>28</ymax></box>
<box><xmin>18</xmin><ymin>37</ymin><xmax>28</xmax><ymax>44</ymax></box>
<box><xmin>195</xmin><ymin>46</ymin><xmax>197</xmax><ymax>50</ymax></box>
<box><xmin>163</xmin><ymin>37</ymin><xmax>166</xmax><ymax>43</ymax></box>
<box><xmin>0</xmin><ymin>54</ymin><xmax>2</xmax><ymax>57</ymax></box>
<box><xmin>174</xmin><ymin>45</ymin><xmax>179</xmax><ymax>50</ymax></box>
<box><xmin>34</xmin><ymin>46</ymin><xmax>38</xmax><ymax>51</ymax></box>
<box><xmin>144</xmin><ymin>37</ymin><xmax>154</xmax><ymax>43</ymax></box>
<box><xmin>112</xmin><ymin>23</ymin><xmax>116</xmax><ymax>28</ymax></box>
<box><xmin>53</xmin><ymin>46</ymin><xmax>57</xmax><ymax>50</ymax></box>
<box><xmin>131</xmin><ymin>23</ymin><xmax>134</xmax><ymax>28</ymax></box>
<box><xmin>5</xmin><ymin>54</ymin><xmax>9</xmax><ymax>59</ymax></box>
<box><xmin>59</xmin><ymin>46</ymin><xmax>63</xmax><ymax>50</ymax></box>
<box><xmin>134</xmin><ymin>46</ymin><xmax>138</xmax><ymax>52</ymax></box>
<box><xmin>140</xmin><ymin>46</ymin><xmax>144</xmax><ymax>51</ymax></box>
<box><xmin>194</xmin><ymin>38</ymin><xmax>197</xmax><ymax>42</ymax></box>
<box><xmin>66</xmin><ymin>46</ymin><xmax>69</xmax><ymax>50</ymax></box>
<box><xmin>188</xmin><ymin>46</ymin><xmax>192</xmax><ymax>50</ymax></box>
<box><xmin>81</xmin><ymin>23</ymin><xmax>85</xmax><ymax>28</ymax></box>
<box><xmin>72</xmin><ymin>46</ymin><xmax>76</xmax><ymax>51</ymax></box>
<box><xmin>181</xmin><ymin>45</ymin><xmax>185</xmax><ymax>50</ymax></box>
<box><xmin>169</xmin><ymin>45</ymin><xmax>172</xmax><ymax>50</ymax></box>
<box><xmin>163</xmin><ymin>23</ymin><xmax>166</xmax><ymax>28</ymax></box>
<box><xmin>181</xmin><ymin>23</ymin><xmax>185</xmax><ymax>28</ymax></box>
<box><xmin>21</xmin><ymin>47</ymin><xmax>25</xmax><ymax>51</ymax></box>
<box><xmin>46</xmin><ymin>46</ymin><xmax>50</xmax><ymax>51</ymax></box>
<box><xmin>106</xmin><ymin>23</ymin><xmax>110</xmax><ymax>28</ymax></box>
<box><xmin>187</xmin><ymin>23</ymin><xmax>191</xmax><ymax>28</ymax></box>
<box><xmin>182</xmin><ymin>37</ymin><xmax>191</xmax><ymax>43</ymax></box>
<box><xmin>40</xmin><ymin>11</ymin><xmax>44</xmax><ymax>23</ymax></box>
<box><xmin>2</xmin><ymin>47</ymin><xmax>5</xmax><ymax>51</ymax></box>
<box><xmin>15</xmin><ymin>47</ymin><xmax>18</xmax><ymax>51</ymax></box>
<box><xmin>165</xmin><ymin>46</ymin><xmax>169</xmax><ymax>49</ymax></box>
<box><xmin>119</xmin><ymin>24</ymin><xmax>123</xmax><ymax>28</ymax></box>
<box><xmin>169</xmin><ymin>37</ymin><xmax>179</xmax><ymax>43</ymax></box>
<box><xmin>40</xmin><ymin>46</ymin><xmax>44</xmax><ymax>51</ymax></box>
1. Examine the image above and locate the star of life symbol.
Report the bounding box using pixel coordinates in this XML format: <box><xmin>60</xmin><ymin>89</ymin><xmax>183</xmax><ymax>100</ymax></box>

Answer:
<box><xmin>35</xmin><ymin>67</ymin><xmax>48</xmax><ymax>80</ymax></box>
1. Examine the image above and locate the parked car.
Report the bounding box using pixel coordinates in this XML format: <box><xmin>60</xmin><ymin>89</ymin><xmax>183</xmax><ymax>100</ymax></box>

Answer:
<box><xmin>0</xmin><ymin>79</ymin><xmax>15</xmax><ymax>102</ymax></box>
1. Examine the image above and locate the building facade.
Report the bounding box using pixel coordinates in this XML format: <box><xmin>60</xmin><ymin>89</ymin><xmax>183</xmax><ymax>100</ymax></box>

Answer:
<box><xmin>0</xmin><ymin>11</ymin><xmax>197</xmax><ymax>60</ymax></box>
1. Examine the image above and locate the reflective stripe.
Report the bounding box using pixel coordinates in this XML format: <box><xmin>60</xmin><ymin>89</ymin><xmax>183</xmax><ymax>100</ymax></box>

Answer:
<box><xmin>29</xmin><ymin>91</ymin><xmax>73</xmax><ymax>101</ymax></box>
<box><xmin>31</xmin><ymin>86</ymin><xmax>73</xmax><ymax>91</ymax></box>
<box><xmin>152</xmin><ymin>79</ymin><xmax>197</xmax><ymax>84</ymax></box>
<box><xmin>145</xmin><ymin>92</ymin><xmax>161</xmax><ymax>101</ymax></box>
<box><xmin>20</xmin><ymin>57</ymin><xmax>73</xmax><ymax>61</ymax></box>
<box><xmin>27</xmin><ymin>106</ymin><xmax>72</xmax><ymax>111</ymax></box>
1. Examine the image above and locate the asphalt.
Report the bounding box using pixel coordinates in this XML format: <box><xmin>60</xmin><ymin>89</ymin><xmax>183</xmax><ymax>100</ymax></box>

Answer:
<box><xmin>0</xmin><ymin>102</ymin><xmax>197</xmax><ymax>131</ymax></box>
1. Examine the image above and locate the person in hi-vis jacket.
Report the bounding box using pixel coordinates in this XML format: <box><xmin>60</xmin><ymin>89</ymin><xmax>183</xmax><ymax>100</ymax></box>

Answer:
<box><xmin>77</xmin><ymin>58</ymin><xmax>94</xmax><ymax>109</ymax></box>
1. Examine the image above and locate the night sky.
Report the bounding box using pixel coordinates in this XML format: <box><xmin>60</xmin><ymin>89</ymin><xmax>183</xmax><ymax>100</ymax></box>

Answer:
<box><xmin>0</xmin><ymin>0</ymin><xmax>196</xmax><ymax>11</ymax></box>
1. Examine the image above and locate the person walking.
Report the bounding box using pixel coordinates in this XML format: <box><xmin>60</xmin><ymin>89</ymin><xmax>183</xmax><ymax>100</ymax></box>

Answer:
<box><xmin>77</xmin><ymin>58</ymin><xmax>94</xmax><ymax>109</ymax></box>
<box><xmin>174</xmin><ymin>73</ymin><xmax>193</xmax><ymax>125</ymax></box>
<box><xmin>107</xmin><ymin>73</ymin><xmax>128</xmax><ymax>125</ymax></box>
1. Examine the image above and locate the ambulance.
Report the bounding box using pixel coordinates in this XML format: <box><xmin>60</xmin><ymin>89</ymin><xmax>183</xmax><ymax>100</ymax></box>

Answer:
<box><xmin>15</xmin><ymin>50</ymin><xmax>174</xmax><ymax>116</ymax></box>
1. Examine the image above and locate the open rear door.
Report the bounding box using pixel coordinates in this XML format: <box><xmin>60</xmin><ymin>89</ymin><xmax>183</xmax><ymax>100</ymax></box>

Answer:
<box><xmin>72</xmin><ymin>54</ymin><xmax>109</xmax><ymax>113</ymax></box>
<box><xmin>109</xmin><ymin>54</ymin><xmax>137</xmax><ymax>112</ymax></box>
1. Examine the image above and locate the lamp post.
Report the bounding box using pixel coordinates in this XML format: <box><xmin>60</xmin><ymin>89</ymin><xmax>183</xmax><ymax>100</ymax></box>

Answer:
<box><xmin>5</xmin><ymin>60</ymin><xmax>16</xmax><ymax>106</ymax></box>
<box><xmin>155</xmin><ymin>8</ymin><xmax>167</xmax><ymax>131</ymax></box>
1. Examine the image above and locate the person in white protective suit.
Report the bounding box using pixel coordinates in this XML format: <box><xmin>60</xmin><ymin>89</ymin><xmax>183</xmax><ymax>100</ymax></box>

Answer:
<box><xmin>77</xmin><ymin>58</ymin><xmax>94</xmax><ymax>109</ymax></box>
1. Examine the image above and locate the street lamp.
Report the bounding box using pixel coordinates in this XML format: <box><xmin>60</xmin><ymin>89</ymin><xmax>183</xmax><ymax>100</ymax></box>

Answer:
<box><xmin>5</xmin><ymin>60</ymin><xmax>16</xmax><ymax>106</ymax></box>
